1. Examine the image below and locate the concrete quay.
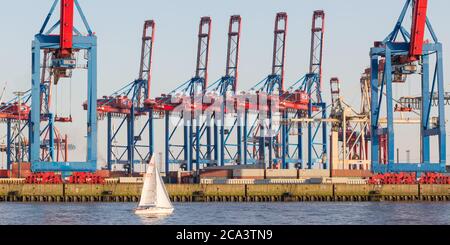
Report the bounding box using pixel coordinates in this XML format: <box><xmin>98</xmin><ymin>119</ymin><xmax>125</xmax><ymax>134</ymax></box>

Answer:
<box><xmin>0</xmin><ymin>184</ymin><xmax>449</xmax><ymax>202</ymax></box>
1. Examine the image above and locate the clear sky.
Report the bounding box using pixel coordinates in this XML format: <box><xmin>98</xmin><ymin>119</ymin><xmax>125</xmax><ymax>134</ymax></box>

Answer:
<box><xmin>0</xmin><ymin>0</ymin><xmax>449</xmax><ymax>167</ymax></box>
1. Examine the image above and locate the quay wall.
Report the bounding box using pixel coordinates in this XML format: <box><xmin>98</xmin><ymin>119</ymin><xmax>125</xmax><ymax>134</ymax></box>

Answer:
<box><xmin>1</xmin><ymin>184</ymin><xmax>450</xmax><ymax>202</ymax></box>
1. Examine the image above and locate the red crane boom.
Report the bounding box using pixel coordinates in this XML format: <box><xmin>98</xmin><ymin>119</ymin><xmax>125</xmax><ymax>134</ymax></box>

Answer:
<box><xmin>59</xmin><ymin>0</ymin><xmax>74</xmax><ymax>58</ymax></box>
<box><xmin>139</xmin><ymin>20</ymin><xmax>156</xmax><ymax>99</ymax></box>
<box><xmin>272</xmin><ymin>12</ymin><xmax>288</xmax><ymax>91</ymax></box>
<box><xmin>408</xmin><ymin>0</ymin><xmax>429</xmax><ymax>61</ymax></box>
<box><xmin>226</xmin><ymin>15</ymin><xmax>242</xmax><ymax>89</ymax></box>
<box><xmin>195</xmin><ymin>17</ymin><xmax>212</xmax><ymax>89</ymax></box>
<box><xmin>309</xmin><ymin>10</ymin><xmax>325</xmax><ymax>88</ymax></box>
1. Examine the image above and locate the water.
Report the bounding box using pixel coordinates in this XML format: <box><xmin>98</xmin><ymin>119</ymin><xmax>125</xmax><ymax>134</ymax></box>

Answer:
<box><xmin>1</xmin><ymin>202</ymin><xmax>450</xmax><ymax>225</ymax></box>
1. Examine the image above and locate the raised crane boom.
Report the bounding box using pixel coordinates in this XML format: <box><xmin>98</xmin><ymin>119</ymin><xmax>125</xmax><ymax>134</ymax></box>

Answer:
<box><xmin>195</xmin><ymin>17</ymin><xmax>212</xmax><ymax>89</ymax></box>
<box><xmin>330</xmin><ymin>77</ymin><xmax>340</xmax><ymax>107</ymax></box>
<box><xmin>139</xmin><ymin>20</ymin><xmax>156</xmax><ymax>100</ymax></box>
<box><xmin>272</xmin><ymin>12</ymin><xmax>288</xmax><ymax>91</ymax></box>
<box><xmin>225</xmin><ymin>15</ymin><xmax>242</xmax><ymax>91</ymax></box>
<box><xmin>309</xmin><ymin>10</ymin><xmax>325</xmax><ymax>89</ymax></box>
<box><xmin>59</xmin><ymin>0</ymin><xmax>74</xmax><ymax>58</ymax></box>
<box><xmin>409</xmin><ymin>0</ymin><xmax>428</xmax><ymax>61</ymax></box>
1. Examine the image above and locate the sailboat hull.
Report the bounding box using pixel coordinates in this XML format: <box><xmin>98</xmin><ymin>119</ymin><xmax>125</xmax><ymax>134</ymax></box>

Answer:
<box><xmin>135</xmin><ymin>207</ymin><xmax>174</xmax><ymax>216</ymax></box>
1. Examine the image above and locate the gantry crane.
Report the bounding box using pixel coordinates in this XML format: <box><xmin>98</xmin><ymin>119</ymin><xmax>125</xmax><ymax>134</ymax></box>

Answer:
<box><xmin>244</xmin><ymin>12</ymin><xmax>288</xmax><ymax>168</ymax></box>
<box><xmin>299</xmin><ymin>10</ymin><xmax>327</xmax><ymax>169</ymax></box>
<box><xmin>30</xmin><ymin>0</ymin><xmax>97</xmax><ymax>173</ymax></box>
<box><xmin>329</xmin><ymin>77</ymin><xmax>370</xmax><ymax>171</ymax></box>
<box><xmin>370</xmin><ymin>0</ymin><xmax>446</xmax><ymax>174</ymax></box>
<box><xmin>243</xmin><ymin>11</ymin><xmax>327</xmax><ymax>170</ymax></box>
<box><xmin>171</xmin><ymin>17</ymin><xmax>216</xmax><ymax>172</ymax></box>
<box><xmin>204</xmin><ymin>15</ymin><xmax>242</xmax><ymax>166</ymax></box>
<box><xmin>280</xmin><ymin>11</ymin><xmax>327</xmax><ymax>170</ymax></box>
<box><xmin>147</xmin><ymin>17</ymin><xmax>212</xmax><ymax>172</ymax></box>
<box><xmin>89</xmin><ymin>20</ymin><xmax>156</xmax><ymax>173</ymax></box>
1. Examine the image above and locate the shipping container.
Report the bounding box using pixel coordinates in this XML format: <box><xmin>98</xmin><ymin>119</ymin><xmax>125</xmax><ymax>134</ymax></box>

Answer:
<box><xmin>317</xmin><ymin>177</ymin><xmax>369</xmax><ymax>185</ymax></box>
<box><xmin>0</xmin><ymin>170</ymin><xmax>8</xmax><ymax>178</ymax></box>
<box><xmin>299</xmin><ymin>169</ymin><xmax>330</xmax><ymax>178</ymax></box>
<box><xmin>110</xmin><ymin>171</ymin><xmax>142</xmax><ymax>178</ymax></box>
<box><xmin>11</xmin><ymin>162</ymin><xmax>31</xmax><ymax>171</ymax></box>
<box><xmin>331</xmin><ymin>170</ymin><xmax>373</xmax><ymax>178</ymax></box>
<box><xmin>305</xmin><ymin>178</ymin><xmax>324</xmax><ymax>184</ymax></box>
<box><xmin>95</xmin><ymin>170</ymin><xmax>111</xmax><ymax>178</ymax></box>
<box><xmin>234</xmin><ymin>176</ymin><xmax>265</xmax><ymax>180</ymax></box>
<box><xmin>10</xmin><ymin>170</ymin><xmax>32</xmax><ymax>178</ymax></box>
<box><xmin>233</xmin><ymin>169</ymin><xmax>265</xmax><ymax>178</ymax></box>
<box><xmin>199</xmin><ymin>169</ymin><xmax>233</xmax><ymax>178</ymax></box>
<box><xmin>168</xmin><ymin>171</ymin><xmax>178</xmax><ymax>177</ymax></box>
<box><xmin>119</xmin><ymin>177</ymin><xmax>144</xmax><ymax>183</ymax></box>
<box><xmin>200</xmin><ymin>176</ymin><xmax>228</xmax><ymax>181</ymax></box>
<box><xmin>165</xmin><ymin>171</ymin><xmax>180</xmax><ymax>184</ymax></box>
<box><xmin>166</xmin><ymin>176</ymin><xmax>178</xmax><ymax>184</ymax></box>
<box><xmin>180</xmin><ymin>171</ymin><xmax>195</xmax><ymax>177</ymax></box>
<box><xmin>265</xmin><ymin>169</ymin><xmax>298</xmax><ymax>179</ymax></box>
<box><xmin>266</xmin><ymin>179</ymin><xmax>307</xmax><ymax>184</ymax></box>
<box><xmin>180</xmin><ymin>176</ymin><xmax>195</xmax><ymax>184</ymax></box>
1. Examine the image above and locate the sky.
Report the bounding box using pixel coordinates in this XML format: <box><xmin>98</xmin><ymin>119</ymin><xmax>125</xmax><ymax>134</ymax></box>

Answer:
<box><xmin>0</xmin><ymin>0</ymin><xmax>449</xmax><ymax>168</ymax></box>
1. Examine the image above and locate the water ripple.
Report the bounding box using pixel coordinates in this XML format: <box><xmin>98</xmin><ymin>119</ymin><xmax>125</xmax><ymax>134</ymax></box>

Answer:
<box><xmin>0</xmin><ymin>202</ymin><xmax>450</xmax><ymax>225</ymax></box>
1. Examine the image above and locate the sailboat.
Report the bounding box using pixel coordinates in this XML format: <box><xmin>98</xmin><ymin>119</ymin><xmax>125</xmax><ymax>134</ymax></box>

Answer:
<box><xmin>135</xmin><ymin>156</ymin><xmax>174</xmax><ymax>216</ymax></box>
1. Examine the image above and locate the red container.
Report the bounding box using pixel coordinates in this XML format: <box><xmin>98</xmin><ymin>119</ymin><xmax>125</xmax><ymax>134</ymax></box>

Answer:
<box><xmin>26</xmin><ymin>172</ymin><xmax>63</xmax><ymax>184</ymax></box>
<box><xmin>11</xmin><ymin>162</ymin><xmax>31</xmax><ymax>171</ymax></box>
<box><xmin>110</xmin><ymin>171</ymin><xmax>129</xmax><ymax>178</ymax></box>
<box><xmin>200</xmin><ymin>169</ymin><xmax>233</xmax><ymax>178</ymax></box>
<box><xmin>111</xmin><ymin>172</ymin><xmax>141</xmax><ymax>177</ymax></box>
<box><xmin>95</xmin><ymin>170</ymin><xmax>111</xmax><ymax>178</ymax></box>
<box><xmin>9</xmin><ymin>162</ymin><xmax>33</xmax><ymax>178</ymax></box>
<box><xmin>0</xmin><ymin>170</ymin><xmax>8</xmax><ymax>178</ymax></box>
<box><xmin>10</xmin><ymin>170</ymin><xmax>32</xmax><ymax>178</ymax></box>
<box><xmin>69</xmin><ymin>172</ymin><xmax>105</xmax><ymax>184</ymax></box>
<box><xmin>180</xmin><ymin>171</ymin><xmax>194</xmax><ymax>177</ymax></box>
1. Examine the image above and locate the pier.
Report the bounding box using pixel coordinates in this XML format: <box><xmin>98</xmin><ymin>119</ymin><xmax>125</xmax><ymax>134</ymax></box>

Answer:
<box><xmin>1</xmin><ymin>184</ymin><xmax>450</xmax><ymax>203</ymax></box>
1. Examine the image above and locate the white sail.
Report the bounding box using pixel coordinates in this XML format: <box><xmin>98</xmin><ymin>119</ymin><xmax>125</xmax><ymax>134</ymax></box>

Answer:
<box><xmin>155</xmin><ymin>167</ymin><xmax>173</xmax><ymax>209</ymax></box>
<box><xmin>138</xmin><ymin>160</ymin><xmax>157</xmax><ymax>207</ymax></box>
<box><xmin>135</xmin><ymin>156</ymin><xmax>174</xmax><ymax>216</ymax></box>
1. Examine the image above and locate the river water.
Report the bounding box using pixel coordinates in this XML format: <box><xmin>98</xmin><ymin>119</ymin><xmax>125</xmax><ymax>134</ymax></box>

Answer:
<box><xmin>1</xmin><ymin>202</ymin><xmax>450</xmax><ymax>225</ymax></box>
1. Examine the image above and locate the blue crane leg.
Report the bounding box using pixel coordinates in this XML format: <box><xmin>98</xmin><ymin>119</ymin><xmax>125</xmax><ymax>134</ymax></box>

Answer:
<box><xmin>436</xmin><ymin>44</ymin><xmax>447</xmax><ymax>167</ymax></box>
<box><xmin>370</xmin><ymin>54</ymin><xmax>380</xmax><ymax>172</ymax></box>
<box><xmin>421</xmin><ymin>54</ymin><xmax>431</xmax><ymax>164</ymax></box>
<box><xmin>384</xmin><ymin>48</ymin><xmax>395</xmax><ymax>171</ymax></box>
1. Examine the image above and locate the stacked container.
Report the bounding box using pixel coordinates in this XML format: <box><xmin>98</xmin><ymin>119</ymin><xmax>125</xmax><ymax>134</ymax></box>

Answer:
<box><xmin>95</xmin><ymin>170</ymin><xmax>111</xmax><ymax>178</ymax></box>
<box><xmin>10</xmin><ymin>163</ymin><xmax>32</xmax><ymax>178</ymax></box>
<box><xmin>0</xmin><ymin>170</ymin><xmax>8</xmax><ymax>178</ymax></box>
<box><xmin>298</xmin><ymin>169</ymin><xmax>330</xmax><ymax>178</ymax></box>
<box><xmin>233</xmin><ymin>169</ymin><xmax>265</xmax><ymax>179</ymax></box>
<box><xmin>331</xmin><ymin>170</ymin><xmax>373</xmax><ymax>178</ymax></box>
<box><xmin>199</xmin><ymin>169</ymin><xmax>233</xmax><ymax>181</ymax></box>
<box><xmin>265</xmin><ymin>169</ymin><xmax>298</xmax><ymax>179</ymax></box>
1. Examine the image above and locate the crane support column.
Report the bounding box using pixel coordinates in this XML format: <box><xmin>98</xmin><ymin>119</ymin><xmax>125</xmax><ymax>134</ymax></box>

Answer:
<box><xmin>31</xmin><ymin>0</ymin><xmax>97</xmax><ymax>172</ymax></box>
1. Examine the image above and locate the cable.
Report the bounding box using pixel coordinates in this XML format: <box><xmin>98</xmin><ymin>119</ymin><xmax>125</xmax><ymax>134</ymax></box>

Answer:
<box><xmin>70</xmin><ymin>75</ymin><xmax>73</xmax><ymax>117</ymax></box>
<box><xmin>55</xmin><ymin>84</ymin><xmax>59</xmax><ymax>116</ymax></box>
